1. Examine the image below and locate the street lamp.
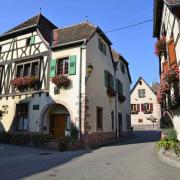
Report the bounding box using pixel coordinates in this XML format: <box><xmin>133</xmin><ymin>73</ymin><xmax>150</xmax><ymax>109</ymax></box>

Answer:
<box><xmin>85</xmin><ymin>63</ymin><xmax>94</xmax><ymax>83</ymax></box>
<box><xmin>147</xmin><ymin>115</ymin><xmax>157</xmax><ymax>130</ymax></box>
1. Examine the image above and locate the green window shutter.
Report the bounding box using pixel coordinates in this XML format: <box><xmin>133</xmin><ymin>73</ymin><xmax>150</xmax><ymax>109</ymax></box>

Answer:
<box><xmin>30</xmin><ymin>36</ymin><xmax>35</xmax><ymax>45</ymax></box>
<box><xmin>49</xmin><ymin>59</ymin><xmax>56</xmax><ymax>78</ymax></box>
<box><xmin>104</xmin><ymin>70</ymin><xmax>108</xmax><ymax>87</ymax></box>
<box><xmin>69</xmin><ymin>55</ymin><xmax>76</xmax><ymax>75</ymax></box>
<box><xmin>110</xmin><ymin>75</ymin><xmax>114</xmax><ymax>89</ymax></box>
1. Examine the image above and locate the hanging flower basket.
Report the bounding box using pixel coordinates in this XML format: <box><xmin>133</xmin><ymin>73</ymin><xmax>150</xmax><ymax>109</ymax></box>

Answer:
<box><xmin>118</xmin><ymin>95</ymin><xmax>126</xmax><ymax>102</ymax></box>
<box><xmin>51</xmin><ymin>75</ymin><xmax>71</xmax><ymax>88</ymax></box>
<box><xmin>166</xmin><ymin>66</ymin><xmax>179</xmax><ymax>84</ymax></box>
<box><xmin>106</xmin><ymin>87</ymin><xmax>116</xmax><ymax>98</ymax></box>
<box><xmin>154</xmin><ymin>36</ymin><xmax>166</xmax><ymax>56</ymax></box>
<box><xmin>11</xmin><ymin>77</ymin><xmax>39</xmax><ymax>92</ymax></box>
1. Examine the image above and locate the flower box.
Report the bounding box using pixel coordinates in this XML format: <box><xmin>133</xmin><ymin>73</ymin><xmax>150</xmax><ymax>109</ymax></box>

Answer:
<box><xmin>144</xmin><ymin>110</ymin><xmax>152</xmax><ymax>114</ymax></box>
<box><xmin>118</xmin><ymin>95</ymin><xmax>126</xmax><ymax>103</ymax></box>
<box><xmin>131</xmin><ymin>111</ymin><xmax>138</xmax><ymax>114</ymax></box>
<box><xmin>11</xmin><ymin>76</ymin><xmax>39</xmax><ymax>92</ymax></box>
<box><xmin>51</xmin><ymin>75</ymin><xmax>71</xmax><ymax>88</ymax></box>
<box><xmin>106</xmin><ymin>87</ymin><xmax>116</xmax><ymax>98</ymax></box>
<box><xmin>155</xmin><ymin>36</ymin><xmax>166</xmax><ymax>57</ymax></box>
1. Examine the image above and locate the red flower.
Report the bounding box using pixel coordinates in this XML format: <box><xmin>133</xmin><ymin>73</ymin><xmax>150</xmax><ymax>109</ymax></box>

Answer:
<box><xmin>106</xmin><ymin>87</ymin><xmax>116</xmax><ymax>97</ymax></box>
<box><xmin>51</xmin><ymin>75</ymin><xmax>71</xmax><ymax>88</ymax></box>
<box><xmin>155</xmin><ymin>36</ymin><xmax>166</xmax><ymax>56</ymax></box>
<box><xmin>11</xmin><ymin>76</ymin><xmax>39</xmax><ymax>91</ymax></box>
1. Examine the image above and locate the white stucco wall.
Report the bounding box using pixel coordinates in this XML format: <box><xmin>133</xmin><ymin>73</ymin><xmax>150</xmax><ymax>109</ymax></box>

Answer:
<box><xmin>115</xmin><ymin>60</ymin><xmax>131</xmax><ymax>131</ymax></box>
<box><xmin>86</xmin><ymin>34</ymin><xmax>115</xmax><ymax>133</ymax></box>
<box><xmin>131</xmin><ymin>78</ymin><xmax>161</xmax><ymax>128</ymax></box>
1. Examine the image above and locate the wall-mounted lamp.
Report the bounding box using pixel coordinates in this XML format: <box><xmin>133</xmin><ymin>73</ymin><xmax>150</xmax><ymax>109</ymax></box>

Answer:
<box><xmin>85</xmin><ymin>64</ymin><xmax>94</xmax><ymax>83</ymax></box>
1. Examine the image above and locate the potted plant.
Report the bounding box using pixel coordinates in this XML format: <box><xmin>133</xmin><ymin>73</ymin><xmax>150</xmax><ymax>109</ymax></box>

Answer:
<box><xmin>106</xmin><ymin>87</ymin><xmax>116</xmax><ymax>98</ymax></box>
<box><xmin>11</xmin><ymin>76</ymin><xmax>39</xmax><ymax>92</ymax></box>
<box><xmin>52</xmin><ymin>75</ymin><xmax>71</xmax><ymax>88</ymax></box>
<box><xmin>118</xmin><ymin>95</ymin><xmax>126</xmax><ymax>102</ymax></box>
<box><xmin>155</xmin><ymin>36</ymin><xmax>166</xmax><ymax>57</ymax></box>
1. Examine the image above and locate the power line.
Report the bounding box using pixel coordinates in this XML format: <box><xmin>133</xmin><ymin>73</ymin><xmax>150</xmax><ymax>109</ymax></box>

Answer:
<box><xmin>103</xmin><ymin>19</ymin><xmax>153</xmax><ymax>34</ymax></box>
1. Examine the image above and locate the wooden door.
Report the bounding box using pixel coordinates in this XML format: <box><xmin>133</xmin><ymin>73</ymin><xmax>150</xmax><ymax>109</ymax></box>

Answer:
<box><xmin>50</xmin><ymin>115</ymin><xmax>65</xmax><ymax>139</ymax></box>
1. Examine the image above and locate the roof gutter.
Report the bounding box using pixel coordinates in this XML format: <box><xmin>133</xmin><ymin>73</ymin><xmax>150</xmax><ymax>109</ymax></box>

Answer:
<box><xmin>0</xmin><ymin>24</ymin><xmax>37</xmax><ymax>38</ymax></box>
<box><xmin>51</xmin><ymin>39</ymin><xmax>85</xmax><ymax>49</ymax></box>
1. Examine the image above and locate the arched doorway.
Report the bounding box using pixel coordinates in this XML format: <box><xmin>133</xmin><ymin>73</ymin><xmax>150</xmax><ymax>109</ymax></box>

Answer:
<box><xmin>162</xmin><ymin>111</ymin><xmax>174</xmax><ymax>128</ymax></box>
<box><xmin>43</xmin><ymin>104</ymin><xmax>71</xmax><ymax>139</ymax></box>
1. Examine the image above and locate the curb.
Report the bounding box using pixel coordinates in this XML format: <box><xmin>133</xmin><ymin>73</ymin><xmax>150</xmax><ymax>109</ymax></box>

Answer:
<box><xmin>157</xmin><ymin>148</ymin><xmax>180</xmax><ymax>169</ymax></box>
<box><xmin>87</xmin><ymin>134</ymin><xmax>136</xmax><ymax>150</ymax></box>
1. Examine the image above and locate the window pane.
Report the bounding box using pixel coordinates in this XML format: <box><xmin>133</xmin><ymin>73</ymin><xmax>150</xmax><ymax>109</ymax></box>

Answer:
<box><xmin>31</xmin><ymin>62</ymin><xmax>39</xmax><ymax>77</ymax></box>
<box><xmin>23</xmin><ymin>116</ymin><xmax>28</xmax><ymax>130</ymax></box>
<box><xmin>57</xmin><ymin>58</ymin><xmax>69</xmax><ymax>75</ymax></box>
<box><xmin>24</xmin><ymin>64</ymin><xmax>30</xmax><ymax>77</ymax></box>
<box><xmin>16</xmin><ymin>65</ymin><xmax>23</xmax><ymax>77</ymax></box>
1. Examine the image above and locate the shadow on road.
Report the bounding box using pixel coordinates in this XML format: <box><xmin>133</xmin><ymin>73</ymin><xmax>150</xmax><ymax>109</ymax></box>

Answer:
<box><xmin>0</xmin><ymin>130</ymin><xmax>161</xmax><ymax>179</ymax></box>
<box><xmin>100</xmin><ymin>130</ymin><xmax>161</xmax><ymax>148</ymax></box>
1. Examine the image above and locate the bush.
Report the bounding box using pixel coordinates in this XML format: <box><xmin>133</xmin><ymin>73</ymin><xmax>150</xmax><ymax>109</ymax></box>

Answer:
<box><xmin>156</xmin><ymin>140</ymin><xmax>180</xmax><ymax>155</ymax></box>
<box><xmin>11</xmin><ymin>133</ymin><xmax>31</xmax><ymax>145</ymax></box>
<box><xmin>166</xmin><ymin>128</ymin><xmax>178</xmax><ymax>142</ymax></box>
<box><xmin>32</xmin><ymin>133</ymin><xmax>52</xmax><ymax>146</ymax></box>
<box><xmin>0</xmin><ymin>132</ymin><xmax>12</xmax><ymax>143</ymax></box>
<box><xmin>58</xmin><ymin>138</ymin><xmax>69</xmax><ymax>151</ymax></box>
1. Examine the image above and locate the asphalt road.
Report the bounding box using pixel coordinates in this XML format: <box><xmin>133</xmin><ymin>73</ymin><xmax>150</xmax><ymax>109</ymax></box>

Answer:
<box><xmin>0</xmin><ymin>131</ymin><xmax>180</xmax><ymax>180</ymax></box>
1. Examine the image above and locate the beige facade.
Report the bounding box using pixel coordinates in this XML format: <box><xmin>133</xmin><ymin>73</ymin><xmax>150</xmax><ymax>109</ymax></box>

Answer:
<box><xmin>0</xmin><ymin>14</ymin><xmax>131</xmax><ymax>145</ymax></box>
<box><xmin>153</xmin><ymin>0</ymin><xmax>180</xmax><ymax>140</ymax></box>
<box><xmin>131</xmin><ymin>78</ymin><xmax>161</xmax><ymax>130</ymax></box>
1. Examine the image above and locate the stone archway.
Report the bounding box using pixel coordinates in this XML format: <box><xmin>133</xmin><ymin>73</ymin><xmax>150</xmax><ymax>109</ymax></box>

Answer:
<box><xmin>162</xmin><ymin>111</ymin><xmax>174</xmax><ymax>128</ymax></box>
<box><xmin>39</xmin><ymin>102</ymin><xmax>73</xmax><ymax>139</ymax></box>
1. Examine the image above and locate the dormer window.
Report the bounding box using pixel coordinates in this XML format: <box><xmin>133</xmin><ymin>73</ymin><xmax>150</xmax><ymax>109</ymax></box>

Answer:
<box><xmin>99</xmin><ymin>38</ymin><xmax>106</xmax><ymax>55</ymax></box>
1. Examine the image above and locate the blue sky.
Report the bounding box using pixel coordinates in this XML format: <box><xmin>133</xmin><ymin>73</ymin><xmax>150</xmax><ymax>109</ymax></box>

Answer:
<box><xmin>0</xmin><ymin>0</ymin><xmax>158</xmax><ymax>87</ymax></box>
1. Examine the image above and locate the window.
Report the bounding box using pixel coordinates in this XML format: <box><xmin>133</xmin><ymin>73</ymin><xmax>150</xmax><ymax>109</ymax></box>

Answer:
<box><xmin>139</xmin><ymin>80</ymin><xmax>142</xmax><ymax>85</ymax></box>
<box><xmin>97</xmin><ymin>107</ymin><xmax>103</xmax><ymax>130</ymax></box>
<box><xmin>16</xmin><ymin>103</ymin><xmax>28</xmax><ymax>131</ymax></box>
<box><xmin>131</xmin><ymin>104</ymin><xmax>136</xmax><ymax>112</ymax></box>
<box><xmin>26</xmin><ymin>36</ymin><xmax>35</xmax><ymax>46</ymax></box>
<box><xmin>16</xmin><ymin>60</ymin><xmax>40</xmax><ymax>78</ymax></box>
<box><xmin>116</xmin><ymin>79</ymin><xmax>123</xmax><ymax>96</ymax></box>
<box><xmin>26</xmin><ymin>38</ymin><xmax>31</xmax><ymax>46</ymax></box>
<box><xmin>57</xmin><ymin>57</ymin><xmax>69</xmax><ymax>75</ymax></box>
<box><xmin>111</xmin><ymin>111</ymin><xmax>114</xmax><ymax>130</ymax></box>
<box><xmin>143</xmin><ymin>103</ymin><xmax>149</xmax><ymax>111</ymax></box>
<box><xmin>141</xmin><ymin>103</ymin><xmax>153</xmax><ymax>112</ymax></box>
<box><xmin>0</xmin><ymin>46</ymin><xmax>2</xmax><ymax>53</ymax></box>
<box><xmin>138</xmin><ymin>89</ymin><xmax>145</xmax><ymax>98</ymax></box>
<box><xmin>121</xmin><ymin>63</ymin><xmax>125</xmax><ymax>74</ymax></box>
<box><xmin>99</xmin><ymin>38</ymin><xmax>106</xmax><ymax>55</ymax></box>
<box><xmin>104</xmin><ymin>70</ymin><xmax>114</xmax><ymax>89</ymax></box>
<box><xmin>138</xmin><ymin>119</ymin><xmax>143</xmax><ymax>123</ymax></box>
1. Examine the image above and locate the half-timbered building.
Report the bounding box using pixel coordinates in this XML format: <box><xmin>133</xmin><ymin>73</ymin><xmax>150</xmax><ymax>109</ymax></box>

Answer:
<box><xmin>0</xmin><ymin>14</ymin><xmax>131</xmax><ymax>145</ymax></box>
<box><xmin>153</xmin><ymin>0</ymin><xmax>180</xmax><ymax>140</ymax></box>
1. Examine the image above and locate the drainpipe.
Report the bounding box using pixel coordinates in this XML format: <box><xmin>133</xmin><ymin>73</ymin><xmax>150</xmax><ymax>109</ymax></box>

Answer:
<box><xmin>79</xmin><ymin>39</ymin><xmax>87</xmax><ymax>139</ymax></box>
